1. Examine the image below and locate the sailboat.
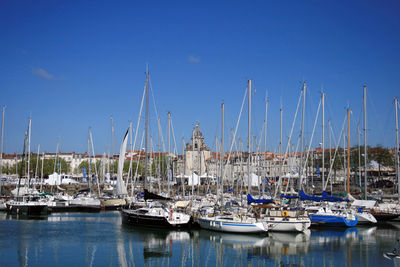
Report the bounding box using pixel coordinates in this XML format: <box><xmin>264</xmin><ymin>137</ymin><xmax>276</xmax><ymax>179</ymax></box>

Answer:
<box><xmin>69</xmin><ymin>128</ymin><xmax>101</xmax><ymax>212</ymax></box>
<box><xmin>121</xmin><ymin>70</ymin><xmax>192</xmax><ymax>229</ymax></box>
<box><xmin>197</xmin><ymin>80</ymin><xmax>268</xmax><ymax>234</ymax></box>
<box><xmin>100</xmin><ymin>128</ymin><xmax>128</xmax><ymax>210</ymax></box>
<box><xmin>6</xmin><ymin>118</ymin><xmax>49</xmax><ymax>216</ymax></box>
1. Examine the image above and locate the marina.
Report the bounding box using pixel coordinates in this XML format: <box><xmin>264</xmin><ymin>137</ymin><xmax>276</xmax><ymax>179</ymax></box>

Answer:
<box><xmin>2</xmin><ymin>1</ymin><xmax>400</xmax><ymax>266</ymax></box>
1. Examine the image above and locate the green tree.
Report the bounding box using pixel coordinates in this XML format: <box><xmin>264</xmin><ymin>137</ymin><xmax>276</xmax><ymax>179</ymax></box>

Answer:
<box><xmin>78</xmin><ymin>160</ymin><xmax>100</xmax><ymax>176</ymax></box>
<box><xmin>369</xmin><ymin>145</ymin><xmax>395</xmax><ymax>176</ymax></box>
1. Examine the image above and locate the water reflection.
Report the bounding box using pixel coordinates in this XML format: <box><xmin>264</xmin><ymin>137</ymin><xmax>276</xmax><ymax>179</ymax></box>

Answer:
<box><xmin>0</xmin><ymin>212</ymin><xmax>400</xmax><ymax>266</ymax></box>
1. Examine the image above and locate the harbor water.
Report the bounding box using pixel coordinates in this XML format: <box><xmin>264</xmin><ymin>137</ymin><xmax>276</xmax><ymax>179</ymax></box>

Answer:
<box><xmin>0</xmin><ymin>211</ymin><xmax>399</xmax><ymax>266</ymax></box>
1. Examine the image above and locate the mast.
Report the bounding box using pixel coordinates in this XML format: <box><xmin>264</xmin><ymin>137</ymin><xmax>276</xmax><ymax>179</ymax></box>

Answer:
<box><xmin>35</xmin><ymin>144</ymin><xmax>40</xmax><ymax>189</ymax></box>
<box><xmin>54</xmin><ymin>139</ymin><xmax>59</xmax><ymax>173</ymax></box>
<box><xmin>263</xmin><ymin>96</ymin><xmax>268</xmax><ymax>196</ymax></box>
<box><xmin>395</xmin><ymin>97</ymin><xmax>399</xmax><ymax>202</ymax></box>
<box><xmin>280</xmin><ymin>104</ymin><xmax>283</xmax><ymax>189</ymax></box>
<box><xmin>358</xmin><ymin>124</ymin><xmax>362</xmax><ymax>193</ymax></box>
<box><xmin>322</xmin><ymin>93</ymin><xmax>325</xmax><ymax>188</ymax></box>
<box><xmin>299</xmin><ymin>82</ymin><xmax>306</xmax><ymax>191</ymax></box>
<box><xmin>221</xmin><ymin>103</ymin><xmax>225</xmax><ymax>205</ymax></box>
<box><xmin>89</xmin><ymin>128</ymin><xmax>101</xmax><ymax>196</ymax></box>
<box><xmin>215</xmin><ymin>136</ymin><xmax>218</xmax><ymax>198</ymax></box>
<box><xmin>191</xmin><ymin>128</ymin><xmax>194</xmax><ymax>198</ymax></box>
<box><xmin>182</xmin><ymin>137</ymin><xmax>185</xmax><ymax>196</ymax></box>
<box><xmin>40</xmin><ymin>152</ymin><xmax>44</xmax><ymax>192</ymax></box>
<box><xmin>17</xmin><ymin>131</ymin><xmax>28</xmax><ymax>197</ymax></box>
<box><xmin>363</xmin><ymin>85</ymin><xmax>368</xmax><ymax>200</ymax></box>
<box><xmin>88</xmin><ymin>128</ymin><xmax>92</xmax><ymax>188</ymax></box>
<box><xmin>111</xmin><ymin>116</ymin><xmax>115</xmax><ymax>178</ymax></box>
<box><xmin>0</xmin><ymin>106</ymin><xmax>5</xmax><ymax>194</ymax></box>
<box><xmin>329</xmin><ymin>119</ymin><xmax>333</xmax><ymax>193</ymax></box>
<box><xmin>347</xmin><ymin>108</ymin><xmax>351</xmax><ymax>196</ymax></box>
<box><xmin>247</xmin><ymin>79</ymin><xmax>252</xmax><ymax>194</ymax></box>
<box><xmin>27</xmin><ymin>117</ymin><xmax>32</xmax><ymax>188</ymax></box>
<box><xmin>167</xmin><ymin>112</ymin><xmax>171</xmax><ymax>197</ymax></box>
<box><xmin>144</xmin><ymin>70</ymin><xmax>150</xmax><ymax>191</ymax></box>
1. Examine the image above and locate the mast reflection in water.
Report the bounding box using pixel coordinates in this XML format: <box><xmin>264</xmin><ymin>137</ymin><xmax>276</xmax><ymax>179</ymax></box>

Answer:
<box><xmin>0</xmin><ymin>212</ymin><xmax>400</xmax><ymax>266</ymax></box>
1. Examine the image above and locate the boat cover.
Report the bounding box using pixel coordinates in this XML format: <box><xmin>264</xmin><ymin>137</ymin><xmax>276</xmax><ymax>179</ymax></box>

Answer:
<box><xmin>247</xmin><ymin>194</ymin><xmax>273</xmax><ymax>205</ymax></box>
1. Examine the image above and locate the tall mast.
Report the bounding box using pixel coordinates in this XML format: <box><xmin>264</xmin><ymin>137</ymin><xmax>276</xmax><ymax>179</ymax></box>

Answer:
<box><xmin>35</xmin><ymin>144</ymin><xmax>40</xmax><ymax>188</ymax></box>
<box><xmin>27</xmin><ymin>117</ymin><xmax>32</xmax><ymax>188</ymax></box>
<box><xmin>329</xmin><ymin>119</ymin><xmax>332</xmax><ymax>193</ymax></box>
<box><xmin>221</xmin><ymin>103</ymin><xmax>225</xmax><ymax>205</ymax></box>
<box><xmin>167</xmin><ymin>112</ymin><xmax>171</xmax><ymax>197</ymax></box>
<box><xmin>40</xmin><ymin>152</ymin><xmax>44</xmax><ymax>192</ymax></box>
<box><xmin>247</xmin><ymin>80</ymin><xmax>252</xmax><ymax>194</ymax></box>
<box><xmin>0</xmin><ymin>106</ymin><xmax>5</xmax><ymax>177</ymax></box>
<box><xmin>0</xmin><ymin>106</ymin><xmax>5</xmax><ymax>194</ymax></box>
<box><xmin>215</xmin><ymin>136</ymin><xmax>218</xmax><ymax>198</ymax></box>
<box><xmin>395</xmin><ymin>97</ymin><xmax>399</xmax><ymax>202</ymax></box>
<box><xmin>322</xmin><ymin>93</ymin><xmax>325</xmax><ymax>188</ymax></box>
<box><xmin>54</xmin><ymin>139</ymin><xmax>59</xmax><ymax>173</ymax></box>
<box><xmin>347</xmin><ymin>108</ymin><xmax>351</xmax><ymax>196</ymax></box>
<box><xmin>280</xmin><ymin>104</ymin><xmax>283</xmax><ymax>187</ymax></box>
<box><xmin>299</xmin><ymin>82</ymin><xmax>306</xmax><ymax>191</ymax></box>
<box><xmin>144</xmin><ymin>70</ymin><xmax>150</xmax><ymax>191</ymax></box>
<box><xmin>88</xmin><ymin>128</ymin><xmax>92</xmax><ymax>188</ymax></box>
<box><xmin>363</xmin><ymin>85</ymin><xmax>368</xmax><ymax>200</ymax></box>
<box><xmin>358</xmin><ymin>124</ymin><xmax>362</xmax><ymax>193</ymax></box>
<box><xmin>182</xmin><ymin>137</ymin><xmax>185</xmax><ymax>197</ymax></box>
<box><xmin>191</xmin><ymin>128</ymin><xmax>195</xmax><ymax>198</ymax></box>
<box><xmin>111</xmin><ymin>116</ymin><xmax>115</xmax><ymax>177</ymax></box>
<box><xmin>263</xmin><ymin>97</ymin><xmax>268</xmax><ymax>196</ymax></box>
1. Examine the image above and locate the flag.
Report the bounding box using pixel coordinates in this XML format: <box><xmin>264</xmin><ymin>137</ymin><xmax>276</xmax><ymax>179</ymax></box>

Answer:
<box><xmin>82</xmin><ymin>167</ymin><xmax>87</xmax><ymax>182</ymax></box>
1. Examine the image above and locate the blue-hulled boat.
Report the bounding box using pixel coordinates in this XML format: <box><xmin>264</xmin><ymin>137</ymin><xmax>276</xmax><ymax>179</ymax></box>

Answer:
<box><xmin>308</xmin><ymin>206</ymin><xmax>358</xmax><ymax>227</ymax></box>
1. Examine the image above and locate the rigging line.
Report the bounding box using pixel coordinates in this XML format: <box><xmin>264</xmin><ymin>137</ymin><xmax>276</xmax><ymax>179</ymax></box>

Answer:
<box><xmin>156</xmin><ymin>116</ymin><xmax>166</xmax><ymax>154</ymax></box>
<box><xmin>131</xmin><ymin>83</ymin><xmax>146</xmax><ymax>154</ymax></box>
<box><xmin>131</xmin><ymin>130</ymin><xmax>145</xmax><ymax>197</ymax></box>
<box><xmin>302</xmin><ymin>95</ymin><xmax>322</xmax><ymax>175</ymax></box>
<box><xmin>276</xmin><ymin>88</ymin><xmax>302</xmax><ymax>195</ymax></box>
<box><xmin>170</xmin><ymin>116</ymin><xmax>179</xmax><ymax>156</ymax></box>
<box><xmin>324</xmin><ymin>113</ymin><xmax>347</xmax><ymax>190</ymax></box>
<box><xmin>222</xmin><ymin>87</ymin><xmax>247</xmax><ymax>180</ymax></box>
<box><xmin>149</xmin><ymin>79</ymin><xmax>166</xmax><ymax>153</ymax></box>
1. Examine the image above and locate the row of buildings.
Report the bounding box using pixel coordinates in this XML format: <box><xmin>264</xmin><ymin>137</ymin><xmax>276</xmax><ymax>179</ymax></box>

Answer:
<box><xmin>0</xmin><ymin>124</ymin><xmax>397</xmax><ymax>184</ymax></box>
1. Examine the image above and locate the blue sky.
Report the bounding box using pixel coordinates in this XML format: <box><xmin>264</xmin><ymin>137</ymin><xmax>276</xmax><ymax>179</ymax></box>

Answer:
<box><xmin>0</xmin><ymin>0</ymin><xmax>399</xmax><ymax>155</ymax></box>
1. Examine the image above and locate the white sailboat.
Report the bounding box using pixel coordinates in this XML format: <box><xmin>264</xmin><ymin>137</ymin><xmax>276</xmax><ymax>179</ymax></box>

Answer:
<box><xmin>101</xmin><ymin>128</ymin><xmax>128</xmax><ymax>210</ymax></box>
<box><xmin>6</xmin><ymin>118</ymin><xmax>49</xmax><ymax>215</ymax></box>
<box><xmin>197</xmin><ymin>80</ymin><xmax>267</xmax><ymax>234</ymax></box>
<box><xmin>121</xmin><ymin>69</ymin><xmax>192</xmax><ymax>229</ymax></box>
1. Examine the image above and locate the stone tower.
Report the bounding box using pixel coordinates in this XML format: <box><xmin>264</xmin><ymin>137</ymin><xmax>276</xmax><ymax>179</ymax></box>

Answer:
<box><xmin>185</xmin><ymin>123</ymin><xmax>210</xmax><ymax>176</ymax></box>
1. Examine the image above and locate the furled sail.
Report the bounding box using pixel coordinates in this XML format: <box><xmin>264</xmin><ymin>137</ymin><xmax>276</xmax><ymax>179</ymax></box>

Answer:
<box><xmin>116</xmin><ymin>129</ymin><xmax>129</xmax><ymax>195</ymax></box>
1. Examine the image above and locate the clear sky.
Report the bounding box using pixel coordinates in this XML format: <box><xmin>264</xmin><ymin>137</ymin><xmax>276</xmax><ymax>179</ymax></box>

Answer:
<box><xmin>1</xmin><ymin>0</ymin><xmax>399</xmax><ymax>155</ymax></box>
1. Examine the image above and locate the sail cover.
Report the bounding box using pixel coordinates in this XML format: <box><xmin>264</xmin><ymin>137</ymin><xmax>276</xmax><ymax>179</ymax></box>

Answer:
<box><xmin>247</xmin><ymin>194</ymin><xmax>274</xmax><ymax>205</ymax></box>
<box><xmin>116</xmin><ymin>129</ymin><xmax>129</xmax><ymax>195</ymax></box>
<box><xmin>144</xmin><ymin>189</ymin><xmax>171</xmax><ymax>201</ymax></box>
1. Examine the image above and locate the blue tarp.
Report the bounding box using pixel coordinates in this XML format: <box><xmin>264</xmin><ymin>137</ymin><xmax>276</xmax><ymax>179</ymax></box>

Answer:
<box><xmin>321</xmin><ymin>191</ymin><xmax>349</xmax><ymax>202</ymax></box>
<box><xmin>299</xmin><ymin>190</ymin><xmax>349</xmax><ymax>202</ymax></box>
<box><xmin>247</xmin><ymin>194</ymin><xmax>274</xmax><ymax>205</ymax></box>
<box><xmin>280</xmin><ymin>194</ymin><xmax>299</xmax><ymax>199</ymax></box>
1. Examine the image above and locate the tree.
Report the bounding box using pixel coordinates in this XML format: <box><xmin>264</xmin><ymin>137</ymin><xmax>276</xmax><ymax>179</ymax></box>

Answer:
<box><xmin>369</xmin><ymin>145</ymin><xmax>395</xmax><ymax>177</ymax></box>
<box><xmin>4</xmin><ymin>156</ymin><xmax>70</xmax><ymax>178</ymax></box>
<box><xmin>78</xmin><ymin>160</ymin><xmax>100</xmax><ymax>176</ymax></box>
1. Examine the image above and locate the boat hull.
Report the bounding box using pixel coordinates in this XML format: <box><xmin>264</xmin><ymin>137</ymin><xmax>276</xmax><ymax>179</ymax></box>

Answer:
<box><xmin>198</xmin><ymin>217</ymin><xmax>267</xmax><ymax>234</ymax></box>
<box><xmin>121</xmin><ymin>209</ymin><xmax>192</xmax><ymax>229</ymax></box>
<box><xmin>309</xmin><ymin>214</ymin><xmax>358</xmax><ymax>227</ymax></box>
<box><xmin>101</xmin><ymin>198</ymin><xmax>126</xmax><ymax>210</ymax></box>
<box><xmin>6</xmin><ymin>203</ymin><xmax>49</xmax><ymax>216</ymax></box>
<box><xmin>266</xmin><ymin>218</ymin><xmax>311</xmax><ymax>232</ymax></box>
